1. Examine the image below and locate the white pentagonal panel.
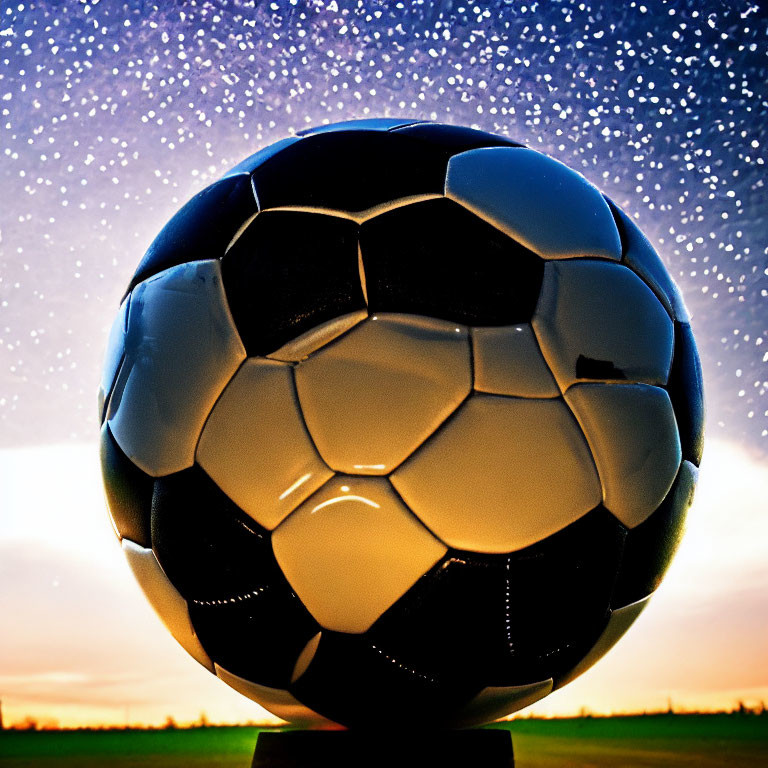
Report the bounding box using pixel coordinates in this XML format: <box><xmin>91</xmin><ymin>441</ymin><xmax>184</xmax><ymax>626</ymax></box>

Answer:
<box><xmin>453</xmin><ymin>679</ymin><xmax>553</xmax><ymax>728</ymax></box>
<box><xmin>533</xmin><ymin>260</ymin><xmax>674</xmax><ymax>390</ymax></box>
<box><xmin>555</xmin><ymin>597</ymin><xmax>649</xmax><ymax>689</ymax></box>
<box><xmin>565</xmin><ymin>383</ymin><xmax>682</xmax><ymax>528</ymax></box>
<box><xmin>472</xmin><ymin>324</ymin><xmax>560</xmax><ymax>397</ymax></box>
<box><xmin>267</xmin><ymin>311</ymin><xmax>368</xmax><ymax>362</ymax></box>
<box><xmin>272</xmin><ymin>476</ymin><xmax>446</xmax><ymax>634</ymax></box>
<box><xmin>446</xmin><ymin>147</ymin><xmax>622</xmax><ymax>261</ymax></box>
<box><xmin>108</xmin><ymin>260</ymin><xmax>246</xmax><ymax>477</ymax></box>
<box><xmin>196</xmin><ymin>358</ymin><xmax>333</xmax><ymax>530</ymax></box>
<box><xmin>295</xmin><ymin>314</ymin><xmax>471</xmax><ymax>475</ymax></box>
<box><xmin>214</xmin><ymin>664</ymin><xmax>334</xmax><ymax>727</ymax></box>
<box><xmin>291</xmin><ymin>632</ymin><xmax>322</xmax><ymax>683</ymax></box>
<box><xmin>672</xmin><ymin>459</ymin><xmax>699</xmax><ymax>521</ymax></box>
<box><xmin>122</xmin><ymin>539</ymin><xmax>213</xmax><ymax>672</ymax></box>
<box><xmin>612</xmin><ymin>203</ymin><xmax>690</xmax><ymax>322</ymax></box>
<box><xmin>98</xmin><ymin>295</ymin><xmax>130</xmax><ymax>420</ymax></box>
<box><xmin>390</xmin><ymin>394</ymin><xmax>602</xmax><ymax>553</ymax></box>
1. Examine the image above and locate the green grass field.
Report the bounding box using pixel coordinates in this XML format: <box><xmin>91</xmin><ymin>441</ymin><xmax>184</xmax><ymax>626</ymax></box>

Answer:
<box><xmin>1</xmin><ymin>714</ymin><xmax>766</xmax><ymax>767</ymax></box>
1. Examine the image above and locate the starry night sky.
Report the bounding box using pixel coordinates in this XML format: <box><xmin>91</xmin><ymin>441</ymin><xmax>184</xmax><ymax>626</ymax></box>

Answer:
<box><xmin>1</xmin><ymin>0</ymin><xmax>766</xmax><ymax>457</ymax></box>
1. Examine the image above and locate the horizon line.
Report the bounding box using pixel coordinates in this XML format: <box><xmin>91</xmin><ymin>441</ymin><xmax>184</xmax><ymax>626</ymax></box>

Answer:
<box><xmin>3</xmin><ymin>704</ymin><xmax>767</xmax><ymax>732</ymax></box>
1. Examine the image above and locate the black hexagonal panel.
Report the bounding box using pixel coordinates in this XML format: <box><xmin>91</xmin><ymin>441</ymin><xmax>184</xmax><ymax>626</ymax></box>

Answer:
<box><xmin>498</xmin><ymin>507</ymin><xmax>625</xmax><ymax>684</ymax></box>
<box><xmin>151</xmin><ymin>465</ymin><xmax>320</xmax><ymax>688</ymax></box>
<box><xmin>667</xmin><ymin>322</ymin><xmax>705</xmax><ymax>466</ymax></box>
<box><xmin>611</xmin><ymin>462</ymin><xmax>696</xmax><ymax>608</ymax></box>
<box><xmin>289</xmin><ymin>631</ymin><xmax>481</xmax><ymax>729</ymax></box>
<box><xmin>367</xmin><ymin>551</ymin><xmax>511</xmax><ymax>686</ymax></box>
<box><xmin>392</xmin><ymin>122</ymin><xmax>524</xmax><ymax>155</ymax></box>
<box><xmin>359</xmin><ymin>198</ymin><xmax>544</xmax><ymax>325</ymax></box>
<box><xmin>125</xmin><ymin>174</ymin><xmax>257</xmax><ymax>295</ymax></box>
<box><xmin>221</xmin><ymin>210</ymin><xmax>364</xmax><ymax>356</ymax></box>
<box><xmin>99</xmin><ymin>423</ymin><xmax>153</xmax><ymax>548</ymax></box>
<box><xmin>250</xmin><ymin>130</ymin><xmax>450</xmax><ymax>212</ymax></box>
<box><xmin>222</xmin><ymin>137</ymin><xmax>301</xmax><ymax>178</ymax></box>
<box><xmin>366</xmin><ymin>507</ymin><xmax>626</xmax><ymax>689</ymax></box>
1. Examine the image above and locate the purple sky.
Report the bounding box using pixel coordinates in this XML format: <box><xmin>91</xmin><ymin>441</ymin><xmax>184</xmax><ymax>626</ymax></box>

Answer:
<box><xmin>1</xmin><ymin>0</ymin><xmax>767</xmax><ymax>726</ymax></box>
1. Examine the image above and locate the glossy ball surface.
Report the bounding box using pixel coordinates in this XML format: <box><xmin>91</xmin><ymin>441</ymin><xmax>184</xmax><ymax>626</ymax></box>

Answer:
<box><xmin>100</xmin><ymin>119</ymin><xmax>704</xmax><ymax>728</ymax></box>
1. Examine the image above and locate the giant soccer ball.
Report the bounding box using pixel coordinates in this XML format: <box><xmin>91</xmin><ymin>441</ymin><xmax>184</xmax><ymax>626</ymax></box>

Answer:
<box><xmin>99</xmin><ymin>119</ymin><xmax>704</xmax><ymax>728</ymax></box>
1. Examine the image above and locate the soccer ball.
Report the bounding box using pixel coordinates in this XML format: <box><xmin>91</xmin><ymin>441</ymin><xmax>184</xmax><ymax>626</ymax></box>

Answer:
<box><xmin>99</xmin><ymin>119</ymin><xmax>704</xmax><ymax>729</ymax></box>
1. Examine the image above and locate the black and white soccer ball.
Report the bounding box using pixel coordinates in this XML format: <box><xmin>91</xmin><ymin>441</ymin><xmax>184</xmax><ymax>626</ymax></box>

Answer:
<box><xmin>99</xmin><ymin>119</ymin><xmax>704</xmax><ymax>729</ymax></box>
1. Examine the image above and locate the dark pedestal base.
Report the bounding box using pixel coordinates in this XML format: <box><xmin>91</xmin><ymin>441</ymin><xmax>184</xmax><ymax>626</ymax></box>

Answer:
<box><xmin>252</xmin><ymin>729</ymin><xmax>514</xmax><ymax>768</ymax></box>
